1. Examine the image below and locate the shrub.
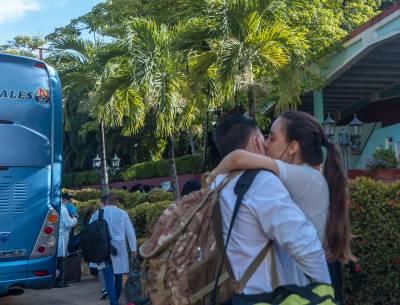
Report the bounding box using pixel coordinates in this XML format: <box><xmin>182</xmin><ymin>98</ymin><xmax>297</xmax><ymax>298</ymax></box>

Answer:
<box><xmin>62</xmin><ymin>172</ymin><xmax>77</xmax><ymax>188</ymax></box>
<box><xmin>344</xmin><ymin>177</ymin><xmax>400</xmax><ymax>305</ymax></box>
<box><xmin>147</xmin><ymin>188</ymin><xmax>173</xmax><ymax>202</ymax></box>
<box><xmin>128</xmin><ymin>200</ymin><xmax>172</xmax><ymax>238</ymax></box>
<box><xmin>65</xmin><ymin>187</ymin><xmax>170</xmax><ymax>210</ymax></box>
<box><xmin>132</xmin><ymin>159</ymin><xmax>170</xmax><ymax>180</ymax></box>
<box><xmin>366</xmin><ymin>147</ymin><xmax>398</xmax><ymax>171</ymax></box>
<box><xmin>64</xmin><ymin>154</ymin><xmax>204</xmax><ymax>188</ymax></box>
<box><xmin>112</xmin><ymin>189</ymin><xmax>148</xmax><ymax>209</ymax></box>
<box><xmin>175</xmin><ymin>154</ymin><xmax>204</xmax><ymax>175</ymax></box>
<box><xmin>63</xmin><ymin>170</ymin><xmax>122</xmax><ymax>188</ymax></box>
<box><xmin>65</xmin><ymin>188</ymin><xmax>101</xmax><ymax>201</ymax></box>
<box><xmin>74</xmin><ymin>199</ymin><xmax>101</xmax><ymax>231</ymax></box>
<box><xmin>121</xmin><ymin>154</ymin><xmax>203</xmax><ymax>181</ymax></box>
<box><xmin>143</xmin><ymin>200</ymin><xmax>173</xmax><ymax>235</ymax></box>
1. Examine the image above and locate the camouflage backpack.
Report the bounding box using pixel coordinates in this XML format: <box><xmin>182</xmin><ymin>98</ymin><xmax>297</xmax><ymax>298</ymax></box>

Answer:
<box><xmin>139</xmin><ymin>170</ymin><xmax>270</xmax><ymax>305</ymax></box>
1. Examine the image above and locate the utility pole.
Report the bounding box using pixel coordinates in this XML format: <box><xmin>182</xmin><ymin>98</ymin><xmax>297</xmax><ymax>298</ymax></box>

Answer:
<box><xmin>36</xmin><ymin>47</ymin><xmax>55</xmax><ymax>60</ymax></box>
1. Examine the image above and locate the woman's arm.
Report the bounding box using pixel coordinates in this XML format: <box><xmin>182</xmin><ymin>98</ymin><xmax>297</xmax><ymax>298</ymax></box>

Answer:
<box><xmin>209</xmin><ymin>149</ymin><xmax>279</xmax><ymax>182</ymax></box>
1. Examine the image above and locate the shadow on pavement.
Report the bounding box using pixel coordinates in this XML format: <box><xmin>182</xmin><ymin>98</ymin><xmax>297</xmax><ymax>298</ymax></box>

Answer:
<box><xmin>0</xmin><ymin>275</ymin><xmax>121</xmax><ymax>305</ymax></box>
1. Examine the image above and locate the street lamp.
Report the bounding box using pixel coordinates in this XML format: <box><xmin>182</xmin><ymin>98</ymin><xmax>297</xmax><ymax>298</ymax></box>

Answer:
<box><xmin>92</xmin><ymin>153</ymin><xmax>121</xmax><ymax>194</ymax></box>
<box><xmin>92</xmin><ymin>154</ymin><xmax>101</xmax><ymax>169</ymax></box>
<box><xmin>348</xmin><ymin>115</ymin><xmax>363</xmax><ymax>151</ymax></box>
<box><xmin>322</xmin><ymin>114</ymin><xmax>363</xmax><ymax>174</ymax></box>
<box><xmin>111</xmin><ymin>154</ymin><xmax>121</xmax><ymax>169</ymax></box>
<box><xmin>321</xmin><ymin>113</ymin><xmax>337</xmax><ymax>141</ymax></box>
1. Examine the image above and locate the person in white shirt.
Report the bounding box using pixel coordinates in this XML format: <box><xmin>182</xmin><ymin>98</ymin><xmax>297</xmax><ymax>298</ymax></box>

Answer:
<box><xmin>211</xmin><ymin>114</ymin><xmax>331</xmax><ymax>298</ymax></box>
<box><xmin>210</xmin><ymin>111</ymin><xmax>353</xmax><ymax>304</ymax></box>
<box><xmin>90</xmin><ymin>192</ymin><xmax>137</xmax><ymax>305</ymax></box>
<box><xmin>55</xmin><ymin>193</ymin><xmax>78</xmax><ymax>288</ymax></box>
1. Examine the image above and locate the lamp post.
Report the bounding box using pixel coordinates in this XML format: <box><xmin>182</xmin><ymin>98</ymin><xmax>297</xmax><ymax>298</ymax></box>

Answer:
<box><xmin>111</xmin><ymin>154</ymin><xmax>121</xmax><ymax>169</ymax></box>
<box><xmin>338</xmin><ymin>129</ymin><xmax>350</xmax><ymax>175</ymax></box>
<box><xmin>322</xmin><ymin>113</ymin><xmax>363</xmax><ymax>175</ymax></box>
<box><xmin>92</xmin><ymin>153</ymin><xmax>121</xmax><ymax>195</ymax></box>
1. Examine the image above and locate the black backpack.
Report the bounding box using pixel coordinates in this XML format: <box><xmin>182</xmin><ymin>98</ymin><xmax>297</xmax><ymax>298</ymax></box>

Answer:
<box><xmin>80</xmin><ymin>209</ymin><xmax>113</xmax><ymax>263</ymax></box>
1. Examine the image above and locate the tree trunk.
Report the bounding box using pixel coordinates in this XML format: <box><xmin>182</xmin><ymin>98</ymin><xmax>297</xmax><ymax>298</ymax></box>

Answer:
<box><xmin>100</xmin><ymin>122</ymin><xmax>109</xmax><ymax>196</ymax></box>
<box><xmin>168</xmin><ymin>135</ymin><xmax>180</xmax><ymax>200</ymax></box>
<box><xmin>188</xmin><ymin>130</ymin><xmax>196</xmax><ymax>155</ymax></box>
<box><xmin>248</xmin><ymin>85</ymin><xmax>256</xmax><ymax>119</ymax></box>
<box><xmin>201</xmin><ymin>111</ymin><xmax>209</xmax><ymax>172</ymax></box>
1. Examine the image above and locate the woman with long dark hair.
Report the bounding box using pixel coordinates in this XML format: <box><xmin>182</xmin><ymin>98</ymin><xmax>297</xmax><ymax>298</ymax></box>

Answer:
<box><xmin>209</xmin><ymin>111</ymin><xmax>353</xmax><ymax>303</ymax></box>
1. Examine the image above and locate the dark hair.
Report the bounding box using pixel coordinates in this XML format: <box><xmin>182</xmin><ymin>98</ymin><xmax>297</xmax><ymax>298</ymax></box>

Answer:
<box><xmin>215</xmin><ymin>114</ymin><xmax>258</xmax><ymax>157</ymax></box>
<box><xmin>62</xmin><ymin>192</ymin><xmax>72</xmax><ymax>200</ymax></box>
<box><xmin>280</xmin><ymin>111</ymin><xmax>353</xmax><ymax>263</ymax></box>
<box><xmin>181</xmin><ymin>179</ymin><xmax>201</xmax><ymax>196</ymax></box>
<box><xmin>102</xmin><ymin>192</ymin><xmax>120</xmax><ymax>205</ymax></box>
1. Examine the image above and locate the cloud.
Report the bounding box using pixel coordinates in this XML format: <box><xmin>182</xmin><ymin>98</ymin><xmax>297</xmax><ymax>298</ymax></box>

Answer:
<box><xmin>0</xmin><ymin>0</ymin><xmax>40</xmax><ymax>25</ymax></box>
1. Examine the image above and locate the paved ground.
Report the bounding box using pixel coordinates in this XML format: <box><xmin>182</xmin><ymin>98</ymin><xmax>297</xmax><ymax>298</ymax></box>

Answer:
<box><xmin>0</xmin><ymin>274</ymin><xmax>126</xmax><ymax>305</ymax></box>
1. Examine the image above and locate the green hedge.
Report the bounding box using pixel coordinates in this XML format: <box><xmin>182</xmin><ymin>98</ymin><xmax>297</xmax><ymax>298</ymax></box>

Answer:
<box><xmin>67</xmin><ymin>187</ymin><xmax>173</xmax><ymax>210</ymax></box>
<box><xmin>121</xmin><ymin>154</ymin><xmax>203</xmax><ymax>180</ymax></box>
<box><xmin>127</xmin><ymin>200</ymin><xmax>172</xmax><ymax>238</ymax></box>
<box><xmin>73</xmin><ymin>187</ymin><xmax>172</xmax><ymax>216</ymax></box>
<box><xmin>64</xmin><ymin>154</ymin><xmax>203</xmax><ymax>188</ymax></box>
<box><xmin>66</xmin><ymin>188</ymin><xmax>101</xmax><ymax>201</ymax></box>
<box><xmin>344</xmin><ymin>177</ymin><xmax>400</xmax><ymax>305</ymax></box>
<box><xmin>73</xmin><ymin>188</ymin><xmax>173</xmax><ymax>238</ymax></box>
<box><xmin>63</xmin><ymin>170</ymin><xmax>122</xmax><ymax>188</ymax></box>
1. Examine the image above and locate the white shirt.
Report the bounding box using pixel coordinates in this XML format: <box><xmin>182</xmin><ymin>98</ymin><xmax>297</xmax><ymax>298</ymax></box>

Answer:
<box><xmin>57</xmin><ymin>204</ymin><xmax>77</xmax><ymax>257</ymax></box>
<box><xmin>215</xmin><ymin>171</ymin><xmax>331</xmax><ymax>294</ymax></box>
<box><xmin>90</xmin><ymin>205</ymin><xmax>137</xmax><ymax>274</ymax></box>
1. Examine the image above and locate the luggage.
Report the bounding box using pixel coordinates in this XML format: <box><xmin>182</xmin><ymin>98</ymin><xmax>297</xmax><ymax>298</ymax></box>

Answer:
<box><xmin>68</xmin><ymin>227</ymin><xmax>80</xmax><ymax>254</ymax></box>
<box><xmin>80</xmin><ymin>209</ymin><xmax>114</xmax><ymax>263</ymax></box>
<box><xmin>140</xmin><ymin>170</ymin><xmax>264</xmax><ymax>305</ymax></box>
<box><xmin>62</xmin><ymin>252</ymin><xmax>82</xmax><ymax>283</ymax></box>
<box><xmin>126</xmin><ymin>258</ymin><xmax>149</xmax><ymax>305</ymax></box>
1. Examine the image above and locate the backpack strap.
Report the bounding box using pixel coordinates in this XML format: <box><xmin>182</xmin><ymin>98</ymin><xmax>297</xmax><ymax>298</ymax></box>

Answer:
<box><xmin>238</xmin><ymin>240</ymin><xmax>275</xmax><ymax>291</ymax></box>
<box><xmin>212</xmin><ymin>202</ymin><xmax>234</xmax><ymax>277</ymax></box>
<box><xmin>98</xmin><ymin>208</ymin><xmax>114</xmax><ymax>257</ymax></box>
<box><xmin>210</xmin><ymin>169</ymin><xmax>262</xmax><ymax>305</ymax></box>
<box><xmin>98</xmin><ymin>208</ymin><xmax>104</xmax><ymax>220</ymax></box>
<box><xmin>270</xmin><ymin>246</ymin><xmax>279</xmax><ymax>290</ymax></box>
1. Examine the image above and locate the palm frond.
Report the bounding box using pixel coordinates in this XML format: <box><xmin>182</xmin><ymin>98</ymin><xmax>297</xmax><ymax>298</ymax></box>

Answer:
<box><xmin>171</xmin><ymin>17</ymin><xmax>212</xmax><ymax>52</ymax></box>
<box><xmin>189</xmin><ymin>51</ymin><xmax>218</xmax><ymax>85</ymax></box>
<box><xmin>218</xmin><ymin>38</ymin><xmax>243</xmax><ymax>88</ymax></box>
<box><xmin>51</xmin><ymin>36</ymin><xmax>93</xmax><ymax>58</ymax></box>
<box><xmin>274</xmin><ymin>62</ymin><xmax>303</xmax><ymax>113</ymax></box>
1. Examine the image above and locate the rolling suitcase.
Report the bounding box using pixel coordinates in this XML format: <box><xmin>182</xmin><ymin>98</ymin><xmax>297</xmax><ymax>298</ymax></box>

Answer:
<box><xmin>62</xmin><ymin>252</ymin><xmax>82</xmax><ymax>283</ymax></box>
<box><xmin>126</xmin><ymin>257</ymin><xmax>149</xmax><ymax>305</ymax></box>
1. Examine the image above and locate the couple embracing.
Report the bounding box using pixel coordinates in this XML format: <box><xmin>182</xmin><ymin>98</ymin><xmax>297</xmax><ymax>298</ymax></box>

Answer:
<box><xmin>209</xmin><ymin>111</ymin><xmax>352</xmax><ymax>305</ymax></box>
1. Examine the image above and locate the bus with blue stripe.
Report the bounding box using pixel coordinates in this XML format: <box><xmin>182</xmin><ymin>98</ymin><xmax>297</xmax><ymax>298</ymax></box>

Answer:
<box><xmin>0</xmin><ymin>53</ymin><xmax>62</xmax><ymax>295</ymax></box>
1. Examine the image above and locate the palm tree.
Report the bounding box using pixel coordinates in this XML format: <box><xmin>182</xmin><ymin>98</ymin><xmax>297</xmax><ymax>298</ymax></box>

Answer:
<box><xmin>190</xmin><ymin>0</ymin><xmax>307</xmax><ymax>118</ymax></box>
<box><xmin>51</xmin><ymin>37</ymin><xmax>112</xmax><ymax>195</ymax></box>
<box><xmin>101</xmin><ymin>18</ymin><xmax>205</xmax><ymax>199</ymax></box>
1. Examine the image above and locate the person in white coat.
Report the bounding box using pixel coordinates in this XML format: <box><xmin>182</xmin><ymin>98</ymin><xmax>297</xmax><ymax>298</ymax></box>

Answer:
<box><xmin>55</xmin><ymin>193</ymin><xmax>78</xmax><ymax>288</ymax></box>
<box><xmin>90</xmin><ymin>192</ymin><xmax>137</xmax><ymax>305</ymax></box>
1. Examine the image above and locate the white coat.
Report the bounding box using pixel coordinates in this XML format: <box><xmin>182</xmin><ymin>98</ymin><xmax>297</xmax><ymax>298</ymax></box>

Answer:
<box><xmin>90</xmin><ymin>205</ymin><xmax>137</xmax><ymax>274</ymax></box>
<box><xmin>57</xmin><ymin>204</ymin><xmax>78</xmax><ymax>257</ymax></box>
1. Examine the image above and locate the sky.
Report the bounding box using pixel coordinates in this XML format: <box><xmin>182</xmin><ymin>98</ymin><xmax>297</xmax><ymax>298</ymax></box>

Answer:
<box><xmin>0</xmin><ymin>0</ymin><xmax>104</xmax><ymax>44</ymax></box>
